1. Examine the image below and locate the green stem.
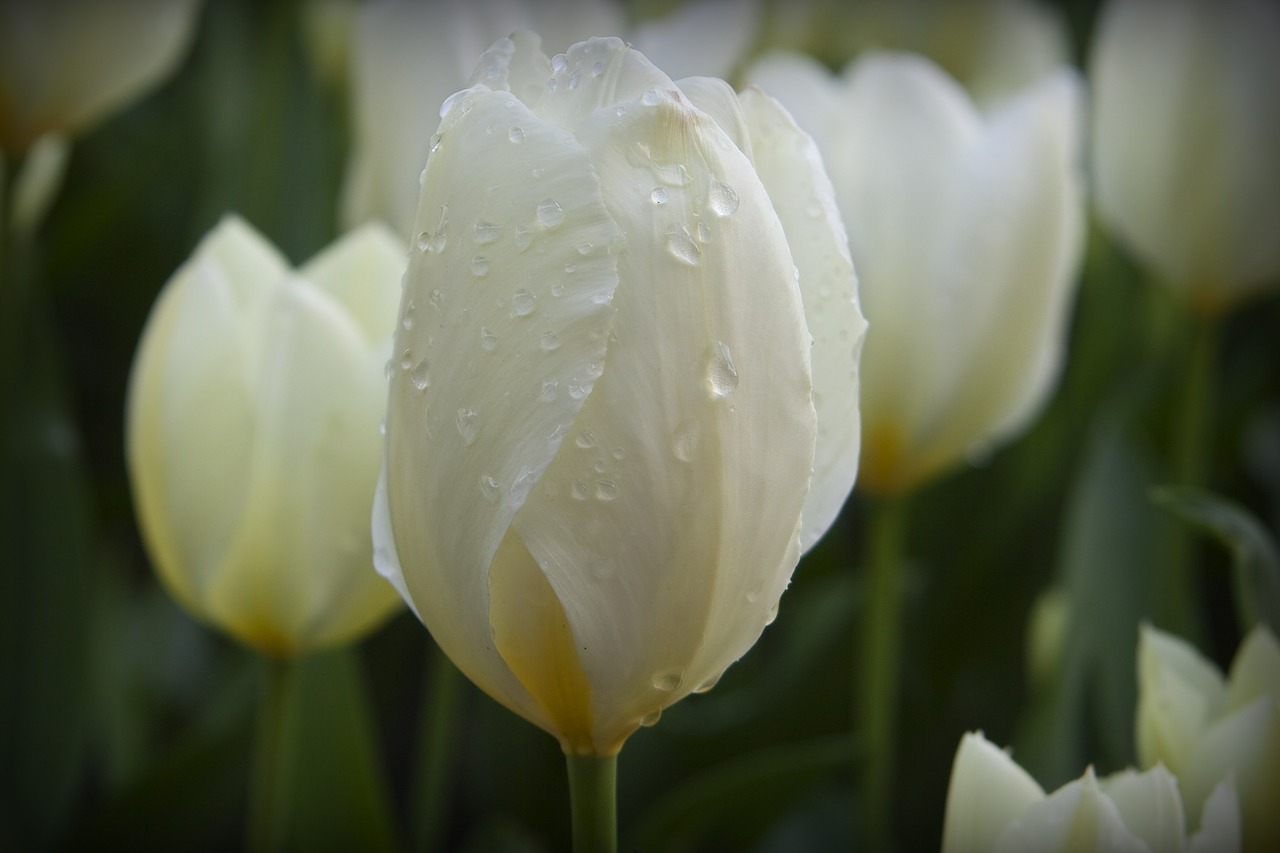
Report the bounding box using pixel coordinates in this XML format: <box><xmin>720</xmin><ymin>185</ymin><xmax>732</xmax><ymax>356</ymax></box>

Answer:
<box><xmin>412</xmin><ymin>644</ymin><xmax>466</xmax><ymax>853</ymax></box>
<box><xmin>565</xmin><ymin>753</ymin><xmax>618</xmax><ymax>853</ymax></box>
<box><xmin>248</xmin><ymin>657</ymin><xmax>296</xmax><ymax>853</ymax></box>
<box><xmin>858</xmin><ymin>494</ymin><xmax>909</xmax><ymax>852</ymax></box>
<box><xmin>1163</xmin><ymin>311</ymin><xmax>1220</xmax><ymax>636</ymax></box>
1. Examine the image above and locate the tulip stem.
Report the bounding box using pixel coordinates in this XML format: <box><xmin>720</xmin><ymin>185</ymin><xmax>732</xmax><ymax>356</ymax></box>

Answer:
<box><xmin>859</xmin><ymin>494</ymin><xmax>909</xmax><ymax>852</ymax></box>
<box><xmin>412</xmin><ymin>644</ymin><xmax>466</xmax><ymax>853</ymax></box>
<box><xmin>565</xmin><ymin>752</ymin><xmax>618</xmax><ymax>853</ymax></box>
<box><xmin>249</xmin><ymin>657</ymin><xmax>297</xmax><ymax>853</ymax></box>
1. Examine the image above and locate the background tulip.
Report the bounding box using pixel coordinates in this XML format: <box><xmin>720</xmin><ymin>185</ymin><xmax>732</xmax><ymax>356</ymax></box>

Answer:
<box><xmin>1090</xmin><ymin>0</ymin><xmax>1280</xmax><ymax>315</ymax></box>
<box><xmin>747</xmin><ymin>51</ymin><xmax>1083</xmax><ymax>495</ymax></box>
<box><xmin>374</xmin><ymin>32</ymin><xmax>863</xmax><ymax>762</ymax></box>
<box><xmin>941</xmin><ymin>730</ymin><xmax>1242</xmax><ymax>853</ymax></box>
<box><xmin>126</xmin><ymin>215</ymin><xmax>405</xmax><ymax>658</ymax></box>
<box><xmin>1136</xmin><ymin>624</ymin><xmax>1280</xmax><ymax>853</ymax></box>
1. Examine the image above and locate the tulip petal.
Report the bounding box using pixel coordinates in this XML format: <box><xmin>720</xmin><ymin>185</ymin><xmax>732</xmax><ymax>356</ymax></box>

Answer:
<box><xmin>382</xmin><ymin>83</ymin><xmax>622</xmax><ymax>728</ymax></box>
<box><xmin>1136</xmin><ymin>624</ymin><xmax>1228</xmax><ymax>774</ymax></box>
<box><xmin>511</xmin><ymin>86</ymin><xmax>815</xmax><ymax>752</ymax></box>
<box><xmin>127</xmin><ymin>218</ymin><xmax>271</xmax><ymax>620</ymax></box>
<box><xmin>941</xmin><ymin>732</ymin><xmax>1045</xmax><ymax>853</ymax></box>
<box><xmin>1099</xmin><ymin>765</ymin><xmax>1187</xmax><ymax>853</ymax></box>
<box><xmin>1225</xmin><ymin>625</ymin><xmax>1280</xmax><ymax>713</ymax></box>
<box><xmin>1188</xmin><ymin>777</ymin><xmax>1242</xmax><ymax>853</ymax></box>
<box><xmin>738</xmin><ymin>85</ymin><xmax>866</xmax><ymax>551</ymax></box>
<box><xmin>299</xmin><ymin>222</ymin><xmax>406</xmax><ymax>346</ymax></box>
<box><xmin>993</xmin><ymin>768</ymin><xmax>1149</xmax><ymax>853</ymax></box>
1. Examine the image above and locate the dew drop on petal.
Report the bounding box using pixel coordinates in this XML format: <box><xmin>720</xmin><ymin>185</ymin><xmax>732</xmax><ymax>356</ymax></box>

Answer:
<box><xmin>666</xmin><ymin>226</ymin><xmax>700</xmax><ymax>266</ymax></box>
<box><xmin>765</xmin><ymin>600</ymin><xmax>780</xmax><ymax>626</ymax></box>
<box><xmin>641</xmin><ymin>88</ymin><xmax>662</xmax><ymax>106</ymax></box>
<box><xmin>708</xmin><ymin>179</ymin><xmax>739</xmax><ymax>216</ymax></box>
<box><xmin>673</xmin><ymin>420</ymin><xmax>698</xmax><ymax>461</ymax></box>
<box><xmin>595</xmin><ymin>480</ymin><xmax>618</xmax><ymax>501</ymax></box>
<box><xmin>471</xmin><ymin>255</ymin><xmax>490</xmax><ymax>276</ymax></box>
<box><xmin>536</xmin><ymin>199</ymin><xmax>564</xmax><ymax>228</ymax></box>
<box><xmin>473</xmin><ymin>220</ymin><xmax>501</xmax><ymax>244</ymax></box>
<box><xmin>399</xmin><ymin>348</ymin><xmax>413</xmax><ymax>370</ymax></box>
<box><xmin>479</xmin><ymin>474</ymin><xmax>499</xmax><ymax>501</ymax></box>
<box><xmin>456</xmin><ymin>408</ymin><xmax>478</xmax><ymax>445</ymax></box>
<box><xmin>567</xmin><ymin>69</ymin><xmax>581</xmax><ymax>90</ymax></box>
<box><xmin>551</xmin><ymin>282</ymin><xmax>565</xmax><ymax>297</ymax></box>
<box><xmin>575</xmin><ymin>429</ymin><xmax>595</xmax><ymax>449</ymax></box>
<box><xmin>650</xmin><ymin>187</ymin><xmax>669</xmax><ymax>205</ymax></box>
<box><xmin>571</xmin><ymin>478</ymin><xmax>590</xmax><ymax>500</ymax></box>
<box><xmin>410</xmin><ymin>358</ymin><xmax>430</xmax><ymax>390</ymax></box>
<box><xmin>540</xmin><ymin>330</ymin><xmax>561</xmax><ymax>351</ymax></box>
<box><xmin>515</xmin><ymin>226</ymin><xmax>534</xmax><ymax>251</ymax></box>
<box><xmin>509</xmin><ymin>466</ymin><xmax>537</xmax><ymax>505</ymax></box>
<box><xmin>705</xmin><ymin>341</ymin><xmax>738</xmax><ymax>399</ymax></box>
<box><xmin>651</xmin><ymin>671</ymin><xmax>682</xmax><ymax>692</ymax></box>
<box><xmin>540</xmin><ymin>379</ymin><xmax>558</xmax><ymax>401</ymax></box>
<box><xmin>512</xmin><ymin>288</ymin><xmax>536</xmax><ymax>317</ymax></box>
<box><xmin>552</xmin><ymin>53</ymin><xmax>567</xmax><ymax>72</ymax></box>
<box><xmin>508</xmin><ymin>126</ymin><xmax>525</xmax><ymax>143</ymax></box>
<box><xmin>592</xmin><ymin>61</ymin><xmax>604</xmax><ymax>76</ymax></box>
<box><xmin>479</xmin><ymin>327</ymin><xmax>498</xmax><ymax>351</ymax></box>
<box><xmin>693</xmin><ymin>671</ymin><xmax>723</xmax><ymax>694</ymax></box>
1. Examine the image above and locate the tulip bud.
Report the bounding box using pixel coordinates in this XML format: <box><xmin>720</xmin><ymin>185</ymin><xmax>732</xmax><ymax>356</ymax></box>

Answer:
<box><xmin>1090</xmin><ymin>0</ymin><xmax>1280</xmax><ymax>315</ymax></box>
<box><xmin>0</xmin><ymin>0</ymin><xmax>203</xmax><ymax>154</ymax></box>
<box><xmin>126</xmin><ymin>216</ymin><xmax>405</xmax><ymax>658</ymax></box>
<box><xmin>1136</xmin><ymin>624</ymin><xmax>1280</xmax><ymax>853</ymax></box>
<box><xmin>373</xmin><ymin>33</ymin><xmax>865</xmax><ymax>756</ymax></box>
<box><xmin>942</xmin><ymin>730</ymin><xmax>1242</xmax><ymax>853</ymax></box>
<box><xmin>746</xmin><ymin>51</ymin><xmax>1083</xmax><ymax>495</ymax></box>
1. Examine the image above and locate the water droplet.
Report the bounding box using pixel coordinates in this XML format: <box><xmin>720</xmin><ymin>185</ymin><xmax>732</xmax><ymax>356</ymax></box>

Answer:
<box><xmin>571</xmin><ymin>478</ymin><xmax>590</xmax><ymax>500</ymax></box>
<box><xmin>564</xmin><ymin>263</ymin><xmax>577</xmax><ymax>274</ymax></box>
<box><xmin>546</xmin><ymin>76</ymin><xmax>557</xmax><ymax>92</ymax></box>
<box><xmin>693</xmin><ymin>671</ymin><xmax>723</xmax><ymax>694</ymax></box>
<box><xmin>510</xmin><ymin>466</ymin><xmax>537</xmax><ymax>505</ymax></box>
<box><xmin>456</xmin><ymin>408</ymin><xmax>478</xmax><ymax>445</ymax></box>
<box><xmin>592</xmin><ymin>457</ymin><xmax>607</xmax><ymax>473</ymax></box>
<box><xmin>536</xmin><ymin>199</ymin><xmax>564</xmax><ymax>228</ymax></box>
<box><xmin>612</xmin><ymin>447</ymin><xmax>624</xmax><ymax>461</ymax></box>
<box><xmin>473</xmin><ymin>221</ymin><xmax>501</xmax><ymax>244</ymax></box>
<box><xmin>411</xmin><ymin>358</ymin><xmax>430</xmax><ymax>390</ymax></box>
<box><xmin>595</xmin><ymin>480</ymin><xmax>618</xmax><ymax>501</ymax></box>
<box><xmin>765</xmin><ymin>601</ymin><xmax>780</xmax><ymax>625</ymax></box>
<box><xmin>567</xmin><ymin>69</ymin><xmax>581</xmax><ymax>90</ymax></box>
<box><xmin>652</xmin><ymin>671</ymin><xmax>682</xmax><ymax>692</ymax></box>
<box><xmin>708</xmin><ymin>179</ymin><xmax>739</xmax><ymax>216</ymax></box>
<box><xmin>471</xmin><ymin>256</ymin><xmax>490</xmax><ymax>276</ymax></box>
<box><xmin>666</xmin><ymin>226</ymin><xmax>700</xmax><ymax>266</ymax></box>
<box><xmin>615</xmin><ymin>106</ymin><xmax>626</xmax><ymax>117</ymax></box>
<box><xmin>539</xmin><ymin>330</ymin><xmax>561</xmax><ymax>351</ymax></box>
<box><xmin>540</xmin><ymin>379</ymin><xmax>558</xmax><ymax>402</ymax></box>
<box><xmin>650</xmin><ymin>187</ymin><xmax>669</xmax><ymax>205</ymax></box>
<box><xmin>641</xmin><ymin>88</ymin><xmax>662</xmax><ymax>106</ymax></box>
<box><xmin>401</xmin><ymin>299</ymin><xmax>417</xmax><ymax>330</ymax></box>
<box><xmin>705</xmin><ymin>341</ymin><xmax>738</xmax><ymax>399</ymax></box>
<box><xmin>592</xmin><ymin>61</ymin><xmax>604</xmax><ymax>76</ymax></box>
<box><xmin>697</xmin><ymin>222</ymin><xmax>712</xmax><ymax>242</ymax></box>
<box><xmin>591</xmin><ymin>293</ymin><xmax>612</xmax><ymax>305</ymax></box>
<box><xmin>654</xmin><ymin>162</ymin><xmax>691</xmax><ymax>186</ymax></box>
<box><xmin>399</xmin><ymin>348</ymin><xmax>413</xmax><ymax>370</ymax></box>
<box><xmin>429</xmin><ymin>288</ymin><xmax>442</xmax><ymax>306</ymax></box>
<box><xmin>551</xmin><ymin>282</ymin><xmax>565</xmax><ymax>297</ymax></box>
<box><xmin>479</xmin><ymin>474</ymin><xmax>499</xmax><ymax>501</ymax></box>
<box><xmin>508</xmin><ymin>126</ymin><xmax>525</xmax><ymax>143</ymax></box>
<box><xmin>511</xmin><ymin>288</ymin><xmax>536</xmax><ymax>317</ymax></box>
<box><xmin>429</xmin><ymin>132</ymin><xmax>442</xmax><ymax>152</ymax></box>
<box><xmin>479</xmin><ymin>327</ymin><xmax>498</xmax><ymax>351</ymax></box>
<box><xmin>548</xmin><ymin>423</ymin><xmax>566</xmax><ymax>445</ymax></box>
<box><xmin>383</xmin><ymin>359</ymin><xmax>393</xmax><ymax>379</ymax></box>
<box><xmin>673</xmin><ymin>421</ymin><xmax>698</xmax><ymax>461</ymax></box>
<box><xmin>575</xmin><ymin>242</ymin><xmax>592</xmax><ymax>255</ymax></box>
<box><xmin>515</xmin><ymin>225</ymin><xmax>534</xmax><ymax>251</ymax></box>
<box><xmin>568</xmin><ymin>381</ymin><xmax>588</xmax><ymax>400</ymax></box>
<box><xmin>640</xmin><ymin>709</ymin><xmax>662</xmax><ymax>727</ymax></box>
<box><xmin>575</xmin><ymin>429</ymin><xmax>596</xmax><ymax>449</ymax></box>
<box><xmin>552</xmin><ymin>53</ymin><xmax>567</xmax><ymax>72</ymax></box>
<box><xmin>415</xmin><ymin>231</ymin><xmax>431</xmax><ymax>253</ymax></box>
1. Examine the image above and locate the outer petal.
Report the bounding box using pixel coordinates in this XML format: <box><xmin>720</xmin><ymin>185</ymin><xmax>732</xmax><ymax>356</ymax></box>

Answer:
<box><xmin>941</xmin><ymin>732</ymin><xmax>1045</xmax><ymax>853</ymax></box>
<box><xmin>736</xmin><ymin>85</ymin><xmax>865</xmax><ymax>551</ymax></box>
<box><xmin>1224</xmin><ymin>625</ymin><xmax>1280</xmax><ymax>713</ymax></box>
<box><xmin>381</xmin><ymin>74</ymin><xmax>622</xmax><ymax>736</ymax></box>
<box><xmin>992</xmin><ymin>768</ymin><xmax>1149</xmax><ymax>853</ymax></box>
<box><xmin>742</xmin><ymin>51</ymin><xmax>849</xmax><ymax>154</ymax></box>
<box><xmin>1183</xmin><ymin>698</ymin><xmax>1280</xmax><ymax>853</ymax></box>
<box><xmin>0</xmin><ymin>0</ymin><xmax>202</xmax><ymax>151</ymax></box>
<box><xmin>1099</xmin><ymin>766</ymin><xmax>1187</xmax><ymax>853</ymax></box>
<box><xmin>1136</xmin><ymin>624</ymin><xmax>1227</xmax><ymax>774</ymax></box>
<box><xmin>512</xmin><ymin>67</ymin><xmax>815</xmax><ymax>753</ymax></box>
<box><xmin>298</xmin><ymin>221</ymin><xmax>406</xmax><ymax>346</ymax></box>
<box><xmin>1188</xmin><ymin>777</ymin><xmax>1242</xmax><ymax>853</ymax></box>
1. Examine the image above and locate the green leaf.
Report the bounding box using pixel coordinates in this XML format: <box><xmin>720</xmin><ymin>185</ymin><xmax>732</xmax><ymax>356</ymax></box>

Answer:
<box><xmin>1150</xmin><ymin>485</ymin><xmax>1280</xmax><ymax>634</ymax></box>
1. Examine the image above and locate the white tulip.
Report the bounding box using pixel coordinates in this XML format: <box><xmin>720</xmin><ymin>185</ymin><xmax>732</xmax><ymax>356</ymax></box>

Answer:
<box><xmin>1090</xmin><ymin>0</ymin><xmax>1280</xmax><ymax>314</ymax></box>
<box><xmin>746</xmin><ymin>51</ymin><xmax>1083</xmax><ymax>495</ymax></box>
<box><xmin>0</xmin><ymin>0</ymin><xmax>203</xmax><ymax>154</ymax></box>
<box><xmin>373</xmin><ymin>32</ymin><xmax>864</xmax><ymax>756</ymax></box>
<box><xmin>1136</xmin><ymin>624</ymin><xmax>1280</xmax><ymax>853</ymax></box>
<box><xmin>127</xmin><ymin>216</ymin><xmax>405</xmax><ymax>657</ymax></box>
<box><xmin>942</xmin><ymin>730</ymin><xmax>1242</xmax><ymax>853</ymax></box>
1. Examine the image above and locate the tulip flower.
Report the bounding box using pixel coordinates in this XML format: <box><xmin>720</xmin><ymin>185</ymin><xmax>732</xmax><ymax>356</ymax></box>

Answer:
<box><xmin>747</xmin><ymin>51</ymin><xmax>1083</xmax><ymax>495</ymax></box>
<box><xmin>942</xmin><ymin>731</ymin><xmax>1242</xmax><ymax>853</ymax></box>
<box><xmin>126</xmin><ymin>215</ymin><xmax>405</xmax><ymax>658</ymax></box>
<box><xmin>1090</xmin><ymin>0</ymin><xmax>1280</xmax><ymax>315</ymax></box>
<box><xmin>341</xmin><ymin>0</ymin><xmax>762</xmax><ymax>238</ymax></box>
<box><xmin>0</xmin><ymin>0</ymin><xmax>203</xmax><ymax>155</ymax></box>
<box><xmin>1136</xmin><ymin>624</ymin><xmax>1280</xmax><ymax>853</ymax></box>
<box><xmin>372</xmin><ymin>30</ymin><xmax>863</xmax><ymax>845</ymax></box>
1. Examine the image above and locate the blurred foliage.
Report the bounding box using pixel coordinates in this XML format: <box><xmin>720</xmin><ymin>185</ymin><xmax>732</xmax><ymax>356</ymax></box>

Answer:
<box><xmin>2</xmin><ymin>0</ymin><xmax>1278</xmax><ymax>851</ymax></box>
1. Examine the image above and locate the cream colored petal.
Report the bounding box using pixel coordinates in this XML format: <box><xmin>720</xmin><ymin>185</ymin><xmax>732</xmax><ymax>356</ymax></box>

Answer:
<box><xmin>737</xmin><ymin>86</ymin><xmax>865</xmax><ymax>551</ymax></box>
<box><xmin>1099</xmin><ymin>766</ymin><xmax>1187</xmax><ymax>853</ymax></box>
<box><xmin>941</xmin><ymin>732</ymin><xmax>1045</xmax><ymax>853</ymax></box>
<box><xmin>513</xmin><ymin>86</ymin><xmax>815</xmax><ymax>753</ymax></box>
<box><xmin>1136</xmin><ymin>624</ymin><xmax>1228</xmax><ymax>774</ymax></box>
<box><xmin>674</xmin><ymin>76</ymin><xmax>754</xmax><ymax>158</ymax></box>
<box><xmin>908</xmin><ymin>68</ymin><xmax>1083</xmax><ymax>482</ymax></box>
<box><xmin>383</xmin><ymin>83</ymin><xmax>621</xmax><ymax>726</ymax></box>
<box><xmin>1225</xmin><ymin>625</ymin><xmax>1280</xmax><ymax>713</ymax></box>
<box><xmin>528</xmin><ymin>36</ymin><xmax>676</xmax><ymax>132</ymax></box>
<box><xmin>992</xmin><ymin>768</ymin><xmax>1150</xmax><ymax>853</ymax></box>
<box><xmin>741</xmin><ymin>51</ymin><xmax>847</xmax><ymax>148</ymax></box>
<box><xmin>298</xmin><ymin>222</ymin><xmax>406</xmax><ymax>346</ymax></box>
<box><xmin>0</xmin><ymin>0</ymin><xmax>201</xmax><ymax>151</ymax></box>
<box><xmin>1188</xmin><ymin>777</ymin><xmax>1242</xmax><ymax>853</ymax></box>
<box><xmin>631</xmin><ymin>0</ymin><xmax>762</xmax><ymax>82</ymax></box>
<box><xmin>1183</xmin><ymin>698</ymin><xmax>1280</xmax><ymax>853</ymax></box>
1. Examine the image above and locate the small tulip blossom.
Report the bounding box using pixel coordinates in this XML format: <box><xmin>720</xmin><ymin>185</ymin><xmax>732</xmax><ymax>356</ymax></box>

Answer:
<box><xmin>374</xmin><ymin>33</ymin><xmax>865</xmax><ymax>757</ymax></box>
<box><xmin>127</xmin><ymin>216</ymin><xmax>405</xmax><ymax>657</ymax></box>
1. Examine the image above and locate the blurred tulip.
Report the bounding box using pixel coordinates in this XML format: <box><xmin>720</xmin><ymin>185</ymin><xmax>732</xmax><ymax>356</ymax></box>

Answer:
<box><xmin>942</xmin><ymin>730</ymin><xmax>1242</xmax><ymax>853</ymax></box>
<box><xmin>1090</xmin><ymin>0</ymin><xmax>1280</xmax><ymax>315</ymax></box>
<box><xmin>126</xmin><ymin>216</ymin><xmax>405</xmax><ymax>658</ymax></box>
<box><xmin>0</xmin><ymin>0</ymin><xmax>203</xmax><ymax>155</ymax></box>
<box><xmin>341</xmin><ymin>0</ymin><xmax>763</xmax><ymax>239</ymax></box>
<box><xmin>373</xmin><ymin>32</ymin><xmax>865</xmax><ymax>756</ymax></box>
<box><xmin>1136</xmin><ymin>624</ymin><xmax>1280</xmax><ymax>853</ymax></box>
<box><xmin>747</xmin><ymin>52</ymin><xmax>1083</xmax><ymax>495</ymax></box>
